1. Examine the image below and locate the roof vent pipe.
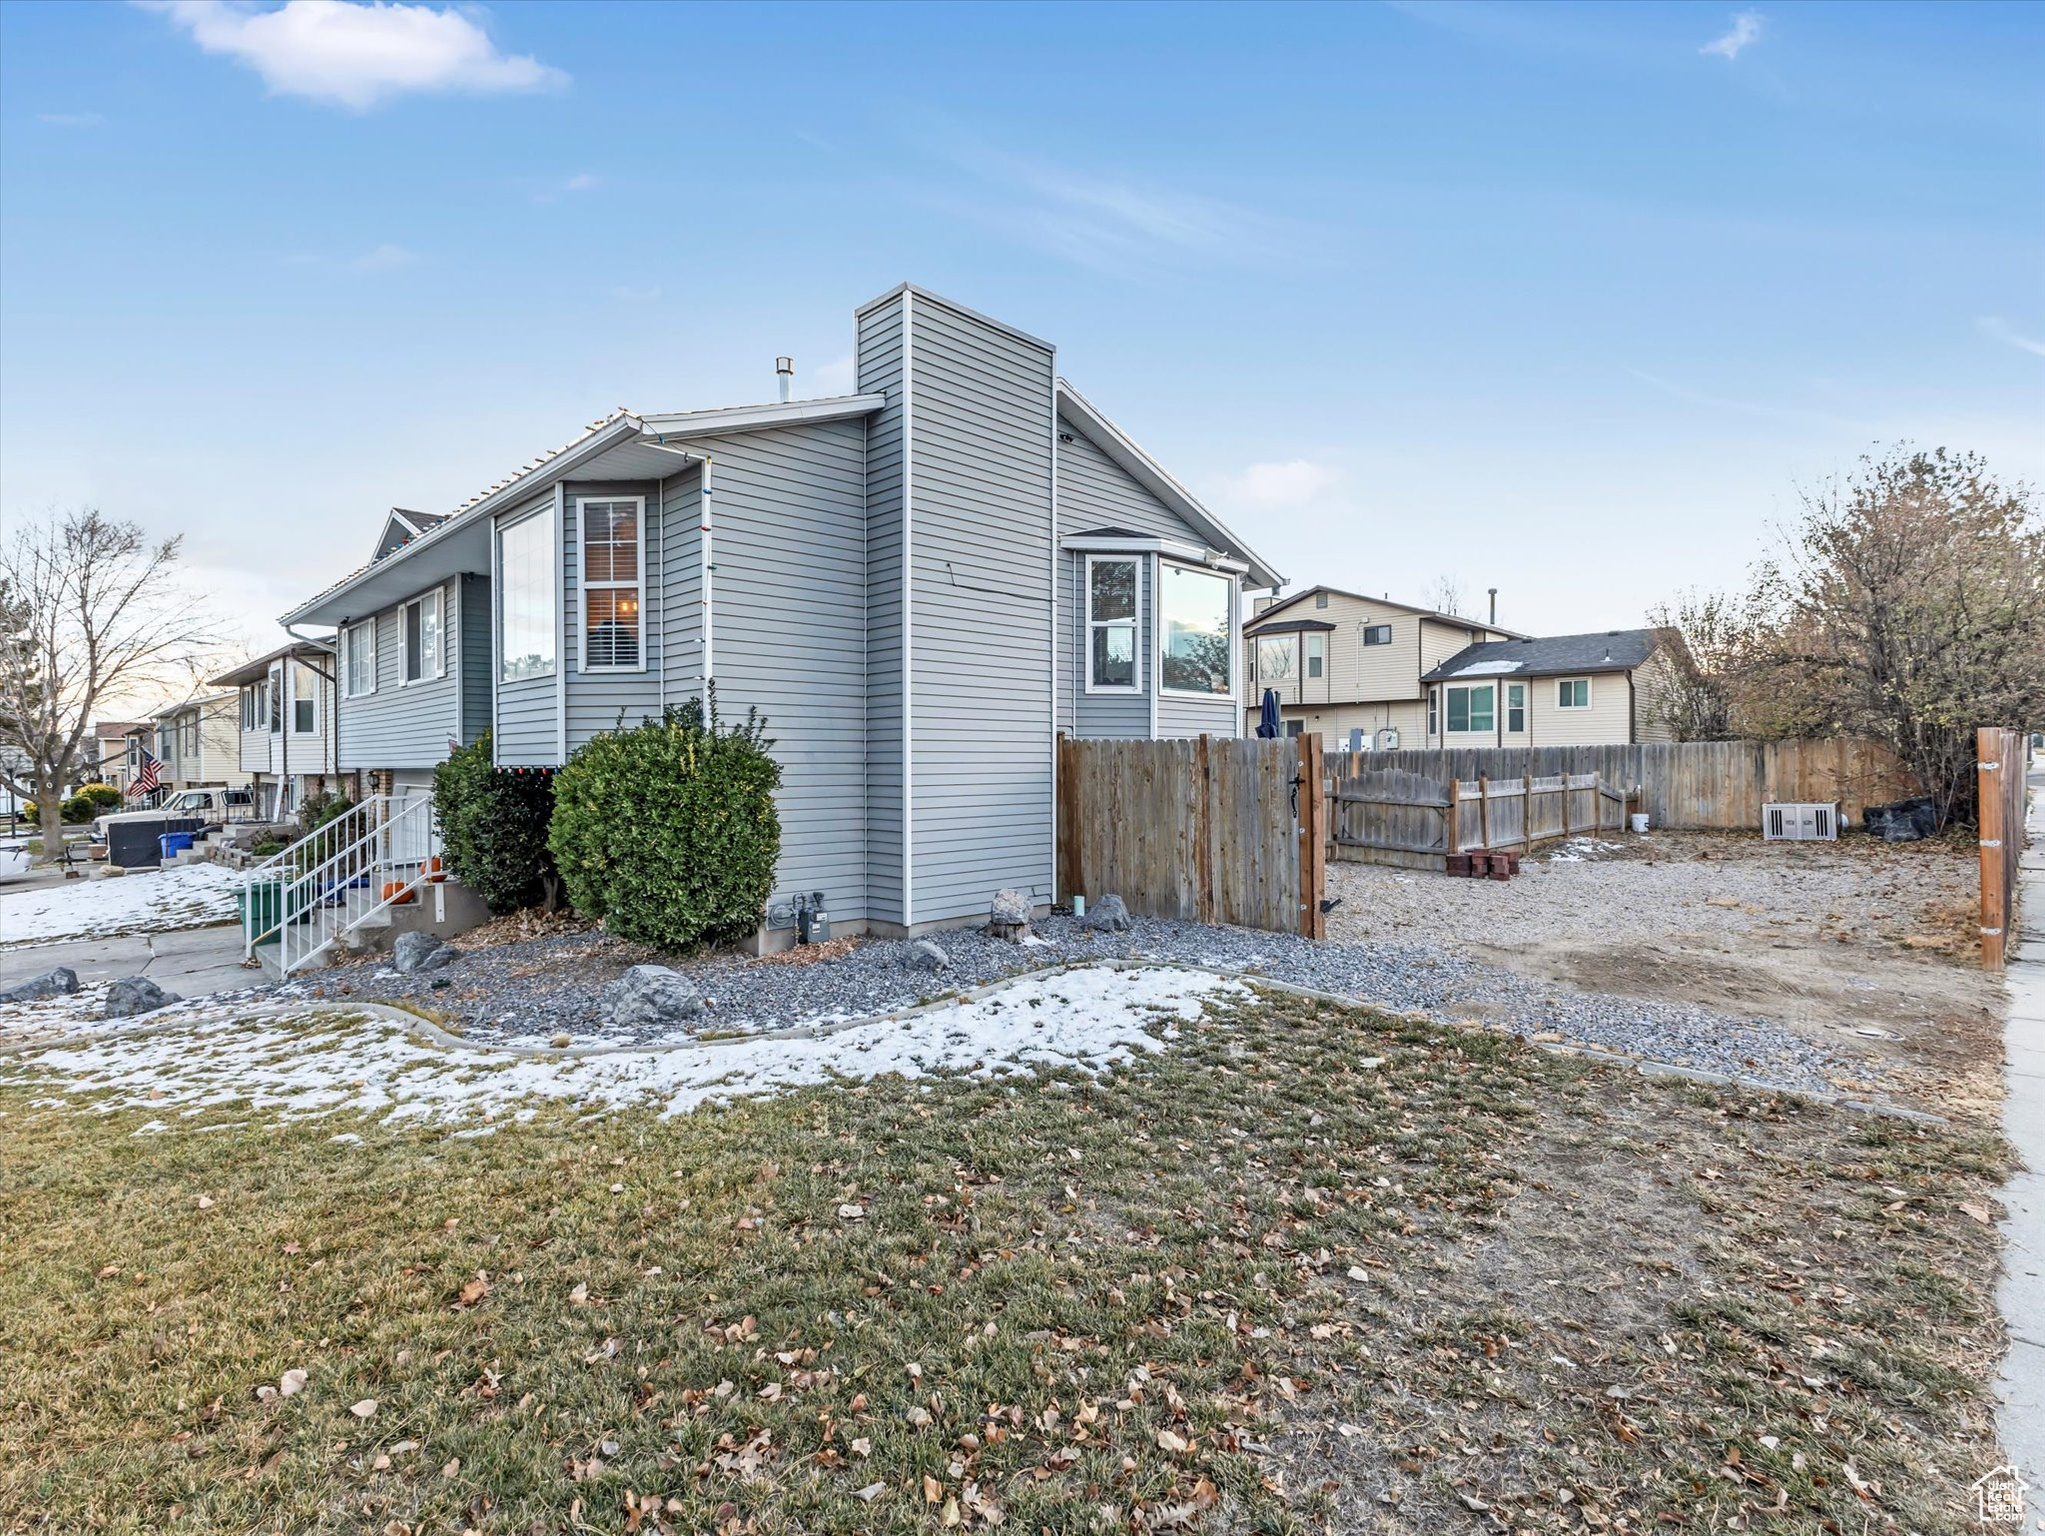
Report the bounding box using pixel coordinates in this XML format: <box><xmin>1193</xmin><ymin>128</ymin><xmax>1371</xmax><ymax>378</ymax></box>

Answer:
<box><xmin>1488</xmin><ymin>587</ymin><xmax>1498</xmax><ymax>626</ymax></box>
<box><xmin>775</xmin><ymin>356</ymin><xmax>794</xmax><ymax>403</ymax></box>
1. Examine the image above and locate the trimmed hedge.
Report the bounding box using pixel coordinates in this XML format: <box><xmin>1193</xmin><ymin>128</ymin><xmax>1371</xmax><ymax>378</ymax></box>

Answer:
<box><xmin>548</xmin><ymin>699</ymin><xmax>780</xmax><ymax>951</ymax></box>
<box><xmin>433</xmin><ymin>733</ymin><xmax>560</xmax><ymax>914</ymax></box>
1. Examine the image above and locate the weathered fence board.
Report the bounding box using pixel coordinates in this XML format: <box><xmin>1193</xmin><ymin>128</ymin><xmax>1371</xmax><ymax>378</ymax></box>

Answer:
<box><xmin>1325</xmin><ymin>738</ymin><xmax>1915</xmax><ymax>832</ymax></box>
<box><xmin>1979</xmin><ymin>727</ymin><xmax>2026</xmax><ymax>970</ymax></box>
<box><xmin>1333</xmin><ymin>761</ymin><xmax>1624</xmax><ymax>869</ymax></box>
<box><xmin>1057</xmin><ymin>734</ymin><xmax>1323</xmax><ymax>936</ymax></box>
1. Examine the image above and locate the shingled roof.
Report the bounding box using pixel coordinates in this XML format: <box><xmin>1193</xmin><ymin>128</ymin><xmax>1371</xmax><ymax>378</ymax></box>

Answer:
<box><xmin>1422</xmin><ymin>628</ymin><xmax>1662</xmax><ymax>682</ymax></box>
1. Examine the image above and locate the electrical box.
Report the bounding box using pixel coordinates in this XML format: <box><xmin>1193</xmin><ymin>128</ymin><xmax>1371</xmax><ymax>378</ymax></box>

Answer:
<box><xmin>1376</xmin><ymin>727</ymin><xmax>1401</xmax><ymax>751</ymax></box>
<box><xmin>795</xmin><ymin>891</ymin><xmax>830</xmax><ymax>944</ymax></box>
<box><xmin>1763</xmin><ymin>802</ymin><xmax>1837</xmax><ymax>841</ymax></box>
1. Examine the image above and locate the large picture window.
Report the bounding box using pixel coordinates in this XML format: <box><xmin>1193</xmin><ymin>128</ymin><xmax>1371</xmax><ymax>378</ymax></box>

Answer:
<box><xmin>1086</xmin><ymin>556</ymin><xmax>1138</xmax><ymax>691</ymax></box>
<box><xmin>1255</xmin><ymin>635</ymin><xmax>1295</xmax><ymax>685</ymax></box>
<box><xmin>1159</xmin><ymin>563</ymin><xmax>1233</xmax><ymax>697</ymax></box>
<box><xmin>342</xmin><ymin>622</ymin><xmax>376</xmax><ymax>698</ymax></box>
<box><xmin>1446</xmin><ymin>683</ymin><xmax>1495</xmax><ymax>734</ymax></box>
<box><xmin>580</xmin><ymin>498</ymin><xmax>643</xmax><ymax>670</ymax></box>
<box><xmin>498</xmin><ymin>511</ymin><xmax>556</xmax><ymax>682</ymax></box>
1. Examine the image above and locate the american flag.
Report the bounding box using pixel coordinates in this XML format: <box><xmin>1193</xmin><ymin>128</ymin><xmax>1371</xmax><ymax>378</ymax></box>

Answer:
<box><xmin>128</xmin><ymin>750</ymin><xmax>162</xmax><ymax>797</ymax></box>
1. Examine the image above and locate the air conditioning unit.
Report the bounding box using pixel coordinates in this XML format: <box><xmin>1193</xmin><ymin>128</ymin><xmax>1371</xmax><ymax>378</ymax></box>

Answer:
<box><xmin>1763</xmin><ymin>801</ymin><xmax>1838</xmax><ymax>841</ymax></box>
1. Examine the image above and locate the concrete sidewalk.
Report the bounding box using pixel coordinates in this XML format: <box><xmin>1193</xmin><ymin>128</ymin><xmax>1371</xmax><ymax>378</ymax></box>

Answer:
<box><xmin>0</xmin><ymin>923</ymin><xmax>259</xmax><ymax>1000</ymax></box>
<box><xmin>1997</xmin><ymin>765</ymin><xmax>2045</xmax><ymax>1522</ymax></box>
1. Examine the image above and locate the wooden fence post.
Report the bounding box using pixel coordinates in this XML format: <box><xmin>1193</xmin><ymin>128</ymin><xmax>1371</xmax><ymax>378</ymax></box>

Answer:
<box><xmin>1980</xmin><ymin>726</ymin><xmax>2008</xmax><ymax>971</ymax></box>
<box><xmin>1298</xmin><ymin>733</ymin><xmax>1326</xmax><ymax>939</ymax></box>
<box><xmin>1446</xmin><ymin>778</ymin><xmax>1462</xmax><ymax>856</ymax></box>
<box><xmin>1478</xmin><ymin>774</ymin><xmax>1491</xmax><ymax>850</ymax></box>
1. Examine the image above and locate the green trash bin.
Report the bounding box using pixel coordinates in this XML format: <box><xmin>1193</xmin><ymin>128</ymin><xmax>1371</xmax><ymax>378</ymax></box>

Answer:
<box><xmin>239</xmin><ymin>879</ymin><xmax>283</xmax><ymax>946</ymax></box>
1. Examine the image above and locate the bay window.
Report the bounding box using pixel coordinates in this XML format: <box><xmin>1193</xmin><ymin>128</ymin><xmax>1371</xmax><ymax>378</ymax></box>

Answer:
<box><xmin>1255</xmin><ymin>635</ymin><xmax>1295</xmax><ymax>686</ymax></box>
<box><xmin>1305</xmin><ymin>633</ymin><xmax>1324</xmax><ymax>679</ymax></box>
<box><xmin>1158</xmin><ymin>563</ymin><xmax>1233</xmax><ymax>697</ymax></box>
<box><xmin>580</xmin><ymin>497</ymin><xmax>643</xmax><ymax>670</ymax></box>
<box><xmin>1086</xmin><ymin>556</ymin><xmax>1138</xmax><ymax>691</ymax></box>
<box><xmin>498</xmin><ymin>510</ymin><xmax>556</xmax><ymax>682</ymax></box>
<box><xmin>402</xmin><ymin>589</ymin><xmax>443</xmax><ymax>684</ymax></box>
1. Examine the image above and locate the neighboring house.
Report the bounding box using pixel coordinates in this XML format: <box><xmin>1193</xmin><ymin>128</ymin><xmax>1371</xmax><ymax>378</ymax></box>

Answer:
<box><xmin>1242</xmin><ymin>587</ymin><xmax>1519</xmax><ymax>746</ymax></box>
<box><xmin>149</xmin><ymin>693</ymin><xmax>251</xmax><ymax>792</ymax></box>
<box><xmin>210</xmin><ymin>641</ymin><xmax>341</xmax><ymax>819</ymax></box>
<box><xmin>278</xmin><ymin>283</ymin><xmax>1281</xmax><ymax>942</ymax></box>
<box><xmin>1418</xmin><ymin>629</ymin><xmax>1681</xmax><ymax>748</ymax></box>
<box><xmin>89</xmin><ymin>720</ymin><xmax>149</xmax><ymax>792</ymax></box>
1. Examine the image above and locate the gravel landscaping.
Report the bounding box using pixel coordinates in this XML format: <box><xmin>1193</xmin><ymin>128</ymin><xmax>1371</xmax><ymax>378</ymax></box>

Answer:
<box><xmin>293</xmin><ymin>908</ymin><xmax>1857</xmax><ymax>1094</ymax></box>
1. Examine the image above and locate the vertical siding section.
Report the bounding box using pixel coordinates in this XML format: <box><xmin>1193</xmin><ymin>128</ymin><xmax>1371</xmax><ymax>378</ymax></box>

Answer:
<box><xmin>685</xmin><ymin>420</ymin><xmax>869</xmax><ymax>921</ymax></box>
<box><xmin>903</xmin><ymin>293</ymin><xmax>1057</xmax><ymax>926</ymax></box>
<box><xmin>459</xmin><ymin>574</ymin><xmax>493</xmax><ymax>746</ymax></box>
<box><xmin>561</xmin><ymin>483</ymin><xmax>663</xmax><ymax>752</ymax></box>
<box><xmin>856</xmin><ymin>294</ymin><xmax>907</xmax><ymax>924</ymax></box>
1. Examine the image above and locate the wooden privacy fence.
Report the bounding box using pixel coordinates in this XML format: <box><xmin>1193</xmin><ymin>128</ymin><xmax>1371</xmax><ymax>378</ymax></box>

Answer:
<box><xmin>1327</xmin><ymin>738</ymin><xmax>1917</xmax><ymax>831</ymax></box>
<box><xmin>1327</xmin><ymin>756</ymin><xmax>1627</xmax><ymax>870</ymax></box>
<box><xmin>1056</xmin><ymin>733</ymin><xmax>1326</xmax><ymax>938</ymax></box>
<box><xmin>1978</xmin><ymin>726</ymin><xmax>2027</xmax><ymax>970</ymax></box>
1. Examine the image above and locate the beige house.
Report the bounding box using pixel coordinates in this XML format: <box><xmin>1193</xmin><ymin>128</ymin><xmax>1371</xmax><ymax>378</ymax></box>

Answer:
<box><xmin>1242</xmin><ymin>587</ymin><xmax>1518</xmax><ymax>746</ymax></box>
<box><xmin>1418</xmin><ymin>629</ymin><xmax>1682</xmax><ymax>748</ymax></box>
<box><xmin>89</xmin><ymin>720</ymin><xmax>149</xmax><ymax>792</ymax></box>
<box><xmin>150</xmin><ymin>693</ymin><xmax>252</xmax><ymax>793</ymax></box>
<box><xmin>211</xmin><ymin>642</ymin><xmax>341</xmax><ymax>819</ymax></box>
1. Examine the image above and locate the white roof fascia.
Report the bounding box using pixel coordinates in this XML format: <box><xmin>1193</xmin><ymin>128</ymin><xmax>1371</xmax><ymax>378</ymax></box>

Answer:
<box><xmin>1060</xmin><ymin>532</ymin><xmax>1207</xmax><ymax>561</ymax></box>
<box><xmin>1055</xmin><ymin>380</ymin><xmax>1283</xmax><ymax>590</ymax></box>
<box><xmin>639</xmin><ymin>394</ymin><xmax>885</xmax><ymax>439</ymax></box>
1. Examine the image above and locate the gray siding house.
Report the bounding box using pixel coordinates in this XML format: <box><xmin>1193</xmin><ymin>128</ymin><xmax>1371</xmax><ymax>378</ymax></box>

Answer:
<box><xmin>280</xmin><ymin>284</ymin><xmax>1280</xmax><ymax>941</ymax></box>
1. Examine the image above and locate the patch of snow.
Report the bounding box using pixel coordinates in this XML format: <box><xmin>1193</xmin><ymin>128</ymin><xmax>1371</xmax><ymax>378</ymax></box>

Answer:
<box><xmin>0</xmin><ymin>863</ymin><xmax>241</xmax><ymax>947</ymax></box>
<box><xmin>3</xmin><ymin>965</ymin><xmax>1246</xmax><ymax>1130</ymax></box>
<box><xmin>1449</xmin><ymin>660</ymin><xmax>1523</xmax><ymax>676</ymax></box>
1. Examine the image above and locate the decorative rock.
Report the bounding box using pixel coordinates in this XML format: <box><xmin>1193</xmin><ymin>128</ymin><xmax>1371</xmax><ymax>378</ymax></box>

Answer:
<box><xmin>906</xmin><ymin>939</ymin><xmax>950</xmax><ymax>972</ymax></box>
<box><xmin>0</xmin><ymin>967</ymin><xmax>79</xmax><ymax>1004</ymax></box>
<box><xmin>103</xmin><ymin>976</ymin><xmax>182</xmax><ymax>1018</ymax></box>
<box><xmin>602</xmin><ymin>965</ymin><xmax>704</xmax><ymax>1031</ymax></box>
<box><xmin>987</xmin><ymin>888</ymin><xmax>1033</xmax><ymax>942</ymax></box>
<box><xmin>1080</xmin><ymin>894</ymin><xmax>1131</xmax><ymax>933</ymax></box>
<box><xmin>391</xmin><ymin>931</ymin><xmax>457</xmax><ymax>974</ymax></box>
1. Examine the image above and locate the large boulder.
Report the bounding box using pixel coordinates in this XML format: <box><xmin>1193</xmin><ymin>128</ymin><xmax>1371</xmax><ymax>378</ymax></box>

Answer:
<box><xmin>0</xmin><ymin>967</ymin><xmax>79</xmax><ymax>1005</ymax></box>
<box><xmin>602</xmin><ymin>965</ymin><xmax>704</xmax><ymax>1032</ymax></box>
<box><xmin>987</xmin><ymin>888</ymin><xmax>1033</xmax><ymax>942</ymax></box>
<box><xmin>103</xmin><ymin>976</ymin><xmax>181</xmax><ymax>1019</ymax></box>
<box><xmin>1080</xmin><ymin>894</ymin><xmax>1132</xmax><ymax>933</ymax></box>
<box><xmin>391</xmin><ymin>931</ymin><xmax>457</xmax><ymax>974</ymax></box>
<box><xmin>906</xmin><ymin>939</ymin><xmax>950</xmax><ymax>973</ymax></box>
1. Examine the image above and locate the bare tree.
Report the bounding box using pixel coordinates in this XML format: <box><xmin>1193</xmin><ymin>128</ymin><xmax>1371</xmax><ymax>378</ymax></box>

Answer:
<box><xmin>1643</xmin><ymin>589</ymin><xmax>1771</xmax><ymax>741</ymax></box>
<box><xmin>1425</xmin><ymin>572</ymin><xmax>1467</xmax><ymax>619</ymax></box>
<box><xmin>0</xmin><ymin>510</ymin><xmax>220</xmax><ymax>856</ymax></box>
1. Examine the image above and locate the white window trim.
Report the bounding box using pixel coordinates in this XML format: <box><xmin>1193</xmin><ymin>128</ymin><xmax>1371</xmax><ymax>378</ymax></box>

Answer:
<box><xmin>1557</xmin><ymin>676</ymin><xmax>1593</xmax><ymax>708</ymax></box>
<box><xmin>1255</xmin><ymin>633</ymin><xmax>1298</xmax><ymax>688</ymax></box>
<box><xmin>342</xmin><ymin>620</ymin><xmax>378</xmax><ymax>700</ymax></box>
<box><xmin>1445</xmin><ymin>682</ymin><xmax>1497</xmax><ymax>735</ymax></box>
<box><xmin>1506</xmin><ymin>681</ymin><xmax>1527</xmax><ymax>734</ymax></box>
<box><xmin>1156</xmin><ymin>559</ymin><xmax>1238</xmax><ymax>701</ymax></box>
<box><xmin>497</xmin><ymin>507</ymin><xmax>558</xmax><ymax>684</ymax></box>
<box><xmin>290</xmin><ymin>662</ymin><xmax>320</xmax><ymax>735</ymax></box>
<box><xmin>400</xmin><ymin>588</ymin><xmax>445</xmax><ymax>687</ymax></box>
<box><xmin>1083</xmin><ymin>553</ymin><xmax>1142</xmax><ymax>695</ymax></box>
<box><xmin>1305</xmin><ymin>632</ymin><xmax>1325</xmax><ymax>680</ymax></box>
<box><xmin>577</xmin><ymin>495</ymin><xmax>647</xmax><ymax>674</ymax></box>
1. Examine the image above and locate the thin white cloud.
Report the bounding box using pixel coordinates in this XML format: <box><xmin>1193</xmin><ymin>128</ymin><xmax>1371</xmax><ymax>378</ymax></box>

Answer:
<box><xmin>1701</xmin><ymin>10</ymin><xmax>1764</xmax><ymax>61</ymax></box>
<box><xmin>38</xmin><ymin>111</ymin><xmax>106</xmax><ymax>127</ymax></box>
<box><xmin>138</xmin><ymin>0</ymin><xmax>566</xmax><ymax>111</ymax></box>
<box><xmin>1978</xmin><ymin>316</ymin><xmax>2045</xmax><ymax>359</ymax></box>
<box><xmin>1227</xmin><ymin>459</ymin><xmax>1339</xmax><ymax>509</ymax></box>
<box><xmin>349</xmin><ymin>242</ymin><xmax>416</xmax><ymax>271</ymax></box>
<box><xmin>532</xmin><ymin>170</ymin><xmax>597</xmax><ymax>204</ymax></box>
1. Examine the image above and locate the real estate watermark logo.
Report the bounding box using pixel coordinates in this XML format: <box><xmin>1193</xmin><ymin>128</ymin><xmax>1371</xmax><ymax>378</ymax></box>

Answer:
<box><xmin>1971</xmin><ymin>1464</ymin><xmax>2029</xmax><ymax>1525</ymax></box>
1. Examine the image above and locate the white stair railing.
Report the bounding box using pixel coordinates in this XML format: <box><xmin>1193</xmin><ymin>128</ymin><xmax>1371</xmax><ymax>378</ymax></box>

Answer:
<box><xmin>241</xmin><ymin>795</ymin><xmax>442</xmax><ymax>975</ymax></box>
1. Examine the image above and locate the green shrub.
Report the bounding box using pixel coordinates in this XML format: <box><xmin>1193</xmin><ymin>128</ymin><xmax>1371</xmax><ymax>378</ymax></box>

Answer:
<box><xmin>433</xmin><ymin>733</ymin><xmax>560</xmax><ymax>914</ymax></box>
<box><xmin>548</xmin><ymin>698</ymin><xmax>781</xmax><ymax>951</ymax></box>
<box><xmin>75</xmin><ymin>784</ymin><xmax>122</xmax><ymax>811</ymax></box>
<box><xmin>296</xmin><ymin>790</ymin><xmax>355</xmax><ymax>838</ymax></box>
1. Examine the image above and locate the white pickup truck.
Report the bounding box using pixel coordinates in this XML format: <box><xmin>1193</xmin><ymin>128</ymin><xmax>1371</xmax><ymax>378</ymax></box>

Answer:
<box><xmin>94</xmin><ymin>786</ymin><xmax>252</xmax><ymax>840</ymax></box>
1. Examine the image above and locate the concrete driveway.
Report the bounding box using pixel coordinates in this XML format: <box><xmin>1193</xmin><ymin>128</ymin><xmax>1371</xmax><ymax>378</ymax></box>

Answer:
<box><xmin>0</xmin><ymin>923</ymin><xmax>259</xmax><ymax>1000</ymax></box>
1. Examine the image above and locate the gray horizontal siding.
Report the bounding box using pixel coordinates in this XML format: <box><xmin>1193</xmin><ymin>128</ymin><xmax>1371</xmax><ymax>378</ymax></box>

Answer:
<box><xmin>689</xmin><ymin>419</ymin><xmax>868</xmax><ymax>922</ymax></box>
<box><xmin>1065</xmin><ymin>551</ymin><xmax>1149</xmax><ymax>738</ymax></box>
<box><xmin>904</xmin><ymin>292</ymin><xmax>1056</xmax><ymax>926</ymax></box>
<box><xmin>336</xmin><ymin>577</ymin><xmax>460</xmax><ymax>771</ymax></box>
<box><xmin>858</xmin><ymin>294</ymin><xmax>907</xmax><ymax>924</ymax></box>
<box><xmin>459</xmin><ymin>573</ymin><xmax>492</xmax><ymax>746</ymax></box>
<box><xmin>660</xmin><ymin>465</ymin><xmax>704</xmax><ymax>710</ymax></box>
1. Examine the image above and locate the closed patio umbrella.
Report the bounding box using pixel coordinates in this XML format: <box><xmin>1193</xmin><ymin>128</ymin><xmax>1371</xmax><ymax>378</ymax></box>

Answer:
<box><xmin>1256</xmin><ymin>689</ymin><xmax>1281</xmax><ymax>739</ymax></box>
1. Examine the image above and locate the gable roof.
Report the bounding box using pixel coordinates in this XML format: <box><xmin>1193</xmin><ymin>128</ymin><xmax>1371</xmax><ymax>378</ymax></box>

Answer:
<box><xmin>1422</xmin><ymin>628</ymin><xmax>1661</xmax><ymax>682</ymax></box>
<box><xmin>209</xmin><ymin>639</ymin><xmax>337</xmax><ymax>689</ymax></box>
<box><xmin>373</xmin><ymin>509</ymin><xmax>448</xmax><ymax>561</ymax></box>
<box><xmin>1056</xmin><ymin>380</ymin><xmax>1283</xmax><ymax>590</ymax></box>
<box><xmin>1247</xmin><ymin>584</ymin><xmax>1528</xmax><ymax>639</ymax></box>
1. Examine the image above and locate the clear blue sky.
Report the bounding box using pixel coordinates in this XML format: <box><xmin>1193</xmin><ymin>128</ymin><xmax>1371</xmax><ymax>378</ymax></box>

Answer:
<box><xmin>2</xmin><ymin>0</ymin><xmax>2039</xmax><ymax>663</ymax></box>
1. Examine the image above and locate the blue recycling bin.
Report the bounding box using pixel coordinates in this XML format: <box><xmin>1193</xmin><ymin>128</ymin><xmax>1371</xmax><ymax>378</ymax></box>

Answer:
<box><xmin>158</xmin><ymin>830</ymin><xmax>196</xmax><ymax>861</ymax></box>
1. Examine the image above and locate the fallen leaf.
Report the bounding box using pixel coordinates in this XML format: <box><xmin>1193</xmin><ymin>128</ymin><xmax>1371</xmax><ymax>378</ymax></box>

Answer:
<box><xmin>279</xmin><ymin>1369</ymin><xmax>308</xmax><ymax>1397</ymax></box>
<box><xmin>855</xmin><ymin>1483</ymin><xmax>885</xmax><ymax>1502</ymax></box>
<box><xmin>1156</xmin><ymin>1429</ymin><xmax>1189</xmax><ymax>1454</ymax></box>
<box><xmin>350</xmin><ymin>1400</ymin><xmax>377</xmax><ymax>1419</ymax></box>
